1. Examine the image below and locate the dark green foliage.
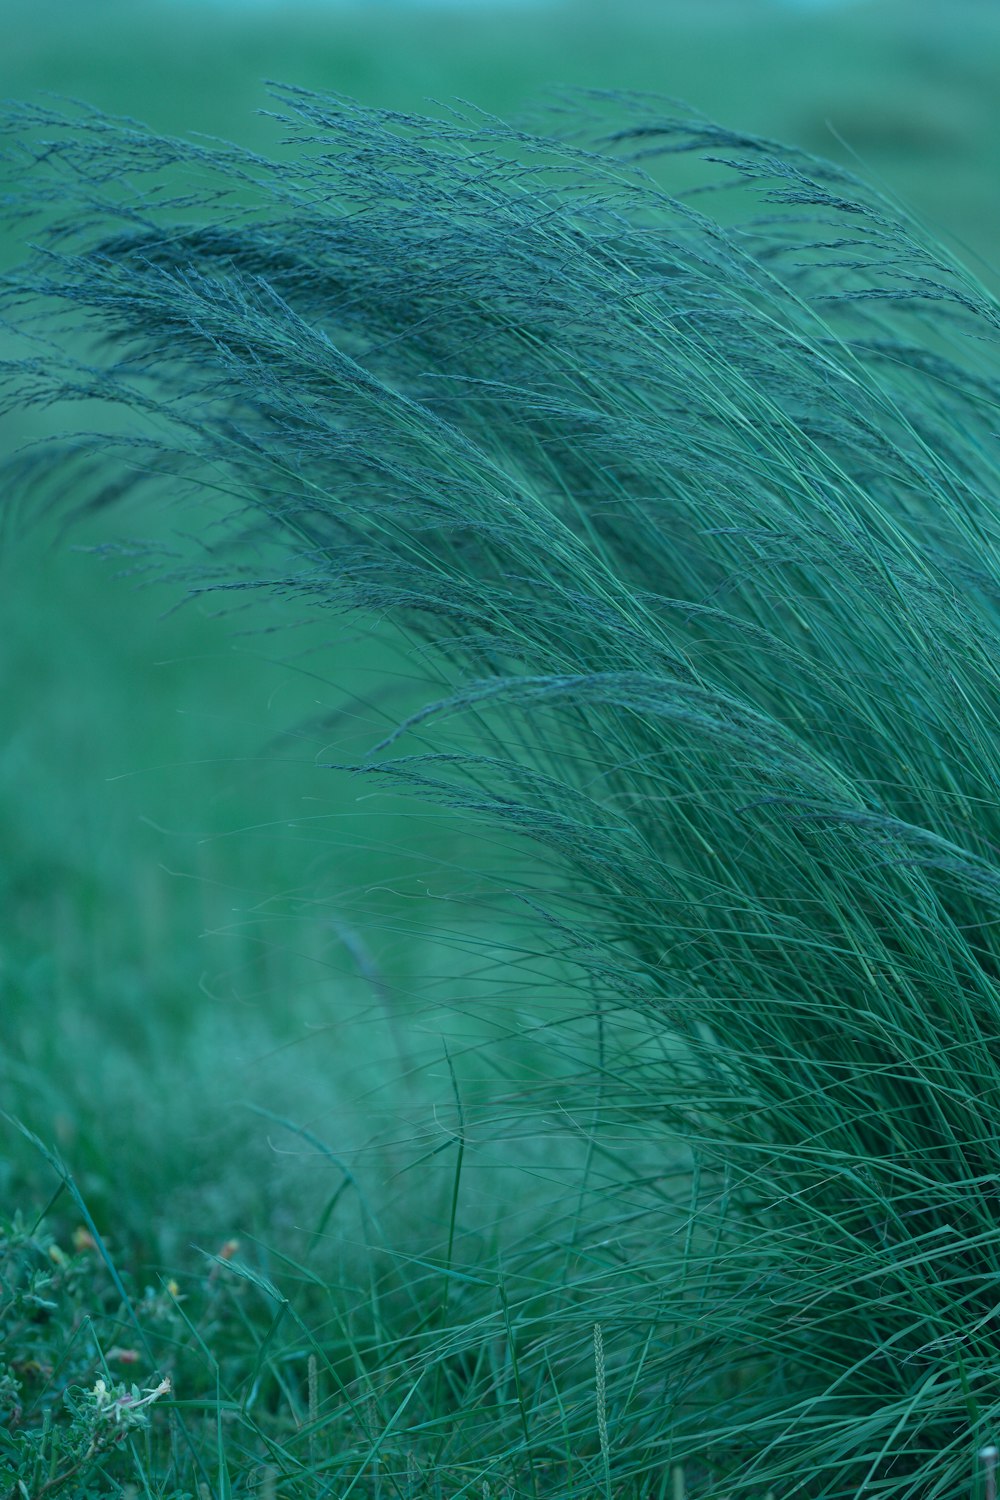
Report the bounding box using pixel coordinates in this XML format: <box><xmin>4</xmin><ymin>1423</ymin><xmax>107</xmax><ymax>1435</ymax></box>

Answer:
<box><xmin>3</xmin><ymin>89</ymin><xmax>1000</xmax><ymax>1498</ymax></box>
<box><xmin>0</xmin><ymin>1211</ymin><xmax>173</xmax><ymax>1499</ymax></box>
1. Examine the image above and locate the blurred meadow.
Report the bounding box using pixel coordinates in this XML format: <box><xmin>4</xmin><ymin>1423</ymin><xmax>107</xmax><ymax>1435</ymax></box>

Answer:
<box><xmin>2</xmin><ymin>2</ymin><xmax>1000</xmax><ymax>1495</ymax></box>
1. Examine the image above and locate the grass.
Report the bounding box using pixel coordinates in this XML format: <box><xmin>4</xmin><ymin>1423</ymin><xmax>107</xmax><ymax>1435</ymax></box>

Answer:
<box><xmin>3</xmin><ymin>2</ymin><xmax>999</xmax><ymax>1258</ymax></box>
<box><xmin>3</xmin><ymin>76</ymin><xmax>1000</xmax><ymax>1500</ymax></box>
<box><xmin>4</xmin><ymin>0</ymin><xmax>1000</xmax><ymax>270</ymax></box>
<box><xmin>3</xmin><ymin>4</ymin><xmax>1000</xmax><ymax>1497</ymax></box>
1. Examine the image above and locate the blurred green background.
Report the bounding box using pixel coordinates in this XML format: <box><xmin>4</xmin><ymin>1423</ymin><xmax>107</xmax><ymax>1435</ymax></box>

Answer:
<box><xmin>2</xmin><ymin>0</ymin><xmax>998</xmax><ymax>1265</ymax></box>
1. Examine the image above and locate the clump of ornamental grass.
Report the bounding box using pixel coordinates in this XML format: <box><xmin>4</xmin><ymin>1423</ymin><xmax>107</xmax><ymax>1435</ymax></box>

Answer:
<box><xmin>3</xmin><ymin>88</ymin><xmax>1000</xmax><ymax>1499</ymax></box>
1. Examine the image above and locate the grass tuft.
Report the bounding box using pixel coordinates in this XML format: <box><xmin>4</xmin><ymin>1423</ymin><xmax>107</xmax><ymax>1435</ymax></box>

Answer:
<box><xmin>2</xmin><ymin>87</ymin><xmax>1000</xmax><ymax>1498</ymax></box>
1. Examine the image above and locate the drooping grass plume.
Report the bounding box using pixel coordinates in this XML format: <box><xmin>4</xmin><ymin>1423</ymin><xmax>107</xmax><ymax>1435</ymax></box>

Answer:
<box><xmin>3</xmin><ymin>87</ymin><xmax>1000</xmax><ymax>1499</ymax></box>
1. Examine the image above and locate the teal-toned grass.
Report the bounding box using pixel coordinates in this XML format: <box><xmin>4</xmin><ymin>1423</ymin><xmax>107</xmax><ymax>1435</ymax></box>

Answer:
<box><xmin>4</xmin><ymin>85</ymin><xmax>1000</xmax><ymax>1499</ymax></box>
<box><xmin>3</xmin><ymin>0</ymin><xmax>1000</xmax><ymax>274</ymax></box>
<box><xmin>2</xmin><ymin>0</ymin><xmax>1000</xmax><ymax>1273</ymax></box>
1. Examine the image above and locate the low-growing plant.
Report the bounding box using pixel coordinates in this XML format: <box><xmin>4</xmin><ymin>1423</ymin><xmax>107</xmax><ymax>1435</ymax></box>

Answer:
<box><xmin>3</xmin><ymin>87</ymin><xmax>1000</xmax><ymax>1499</ymax></box>
<box><xmin>0</xmin><ymin>1209</ymin><xmax>175</xmax><ymax>1499</ymax></box>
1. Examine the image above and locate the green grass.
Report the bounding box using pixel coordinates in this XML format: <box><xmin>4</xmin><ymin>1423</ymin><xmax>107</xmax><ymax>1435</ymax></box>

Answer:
<box><xmin>6</xmin><ymin>77</ymin><xmax>1000</xmax><ymax>1498</ymax></box>
<box><xmin>4</xmin><ymin>0</ymin><xmax>1000</xmax><ymax>269</ymax></box>
<box><xmin>2</xmin><ymin>3</ymin><xmax>999</xmax><ymax>1223</ymax></box>
<box><xmin>3</xmin><ymin>6</ymin><xmax>1000</xmax><ymax>1498</ymax></box>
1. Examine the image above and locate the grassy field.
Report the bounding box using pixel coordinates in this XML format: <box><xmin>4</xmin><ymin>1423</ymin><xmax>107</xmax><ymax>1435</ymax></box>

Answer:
<box><xmin>3</xmin><ymin>3</ymin><xmax>1000</xmax><ymax>1496</ymax></box>
<box><xmin>9</xmin><ymin>0</ymin><xmax>996</xmax><ymax>1260</ymax></box>
<box><xmin>5</xmin><ymin>0</ymin><xmax>1000</xmax><ymax>265</ymax></box>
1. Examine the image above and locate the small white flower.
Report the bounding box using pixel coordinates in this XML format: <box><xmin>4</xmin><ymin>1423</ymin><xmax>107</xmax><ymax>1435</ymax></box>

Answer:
<box><xmin>90</xmin><ymin>1375</ymin><xmax>171</xmax><ymax>1425</ymax></box>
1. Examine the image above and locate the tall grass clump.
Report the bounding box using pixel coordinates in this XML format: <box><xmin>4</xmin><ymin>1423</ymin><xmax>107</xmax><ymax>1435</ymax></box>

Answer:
<box><xmin>3</xmin><ymin>88</ymin><xmax>1000</xmax><ymax>1499</ymax></box>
